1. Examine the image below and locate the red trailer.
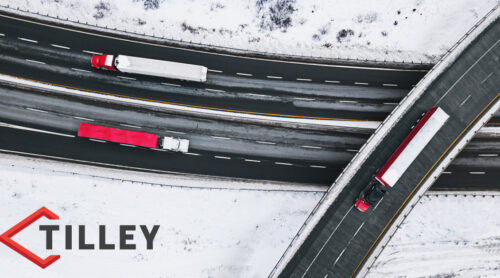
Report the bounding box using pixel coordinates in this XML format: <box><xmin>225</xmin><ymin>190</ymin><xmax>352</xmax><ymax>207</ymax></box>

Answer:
<box><xmin>77</xmin><ymin>123</ymin><xmax>158</xmax><ymax>148</ymax></box>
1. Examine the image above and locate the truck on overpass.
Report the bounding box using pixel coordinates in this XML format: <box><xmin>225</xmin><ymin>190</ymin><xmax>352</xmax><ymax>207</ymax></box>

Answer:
<box><xmin>91</xmin><ymin>54</ymin><xmax>208</xmax><ymax>82</ymax></box>
<box><xmin>77</xmin><ymin>123</ymin><xmax>189</xmax><ymax>152</ymax></box>
<box><xmin>355</xmin><ymin>107</ymin><xmax>449</xmax><ymax>212</ymax></box>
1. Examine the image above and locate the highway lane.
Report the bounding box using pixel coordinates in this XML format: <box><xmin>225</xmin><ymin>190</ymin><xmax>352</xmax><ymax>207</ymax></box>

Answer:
<box><xmin>0</xmin><ymin>33</ymin><xmax>404</xmax><ymax>121</ymax></box>
<box><xmin>0</xmin><ymin>85</ymin><xmax>497</xmax><ymax>188</ymax></box>
<box><xmin>0</xmin><ymin>12</ymin><xmax>426</xmax><ymax>88</ymax></box>
<box><xmin>276</xmin><ymin>14</ymin><xmax>500</xmax><ymax>278</ymax></box>
<box><xmin>2</xmin><ymin>33</ymin><xmax>499</xmax><ymax>125</ymax></box>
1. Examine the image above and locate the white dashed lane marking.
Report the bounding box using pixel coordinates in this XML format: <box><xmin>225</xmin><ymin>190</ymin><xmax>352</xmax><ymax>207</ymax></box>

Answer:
<box><xmin>71</xmin><ymin>68</ymin><xmax>91</xmax><ymax>73</ymax></box>
<box><xmin>51</xmin><ymin>44</ymin><xmax>70</xmax><ymax>49</ymax></box>
<box><xmin>236</xmin><ymin>72</ymin><xmax>252</xmax><ymax>76</ymax></box>
<box><xmin>25</xmin><ymin>108</ymin><xmax>47</xmax><ymax>113</ymax></box>
<box><xmin>267</xmin><ymin>75</ymin><xmax>283</xmax><ymax>79</ymax></box>
<box><xmin>18</xmin><ymin>37</ymin><xmax>38</xmax><ymax>43</ymax></box>
<box><xmin>208</xmin><ymin>69</ymin><xmax>223</xmax><ymax>73</ymax></box>
<box><xmin>205</xmin><ymin>88</ymin><xmax>226</xmax><ymax>93</ymax></box>
<box><xmin>25</xmin><ymin>59</ymin><xmax>45</xmax><ymax>64</ymax></box>
<box><xmin>162</xmin><ymin>82</ymin><xmax>181</xmax><ymax>87</ymax></box>
<box><xmin>82</xmin><ymin>50</ymin><xmax>102</xmax><ymax>55</ymax></box>
<box><xmin>214</xmin><ymin>156</ymin><xmax>231</xmax><ymax>160</ymax></box>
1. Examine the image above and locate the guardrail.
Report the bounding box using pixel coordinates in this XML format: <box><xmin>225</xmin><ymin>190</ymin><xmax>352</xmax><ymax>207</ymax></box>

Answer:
<box><xmin>0</xmin><ymin>4</ymin><xmax>432</xmax><ymax>69</ymax></box>
<box><xmin>268</xmin><ymin>5</ymin><xmax>499</xmax><ymax>277</ymax></box>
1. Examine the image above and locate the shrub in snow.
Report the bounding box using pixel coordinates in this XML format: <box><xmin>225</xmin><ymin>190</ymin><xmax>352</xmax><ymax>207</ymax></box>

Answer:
<box><xmin>134</xmin><ymin>0</ymin><xmax>161</xmax><ymax>10</ymax></box>
<box><xmin>257</xmin><ymin>0</ymin><xmax>296</xmax><ymax>32</ymax></box>
<box><xmin>93</xmin><ymin>1</ymin><xmax>111</xmax><ymax>19</ymax></box>
<box><xmin>336</xmin><ymin>29</ymin><xmax>354</xmax><ymax>42</ymax></box>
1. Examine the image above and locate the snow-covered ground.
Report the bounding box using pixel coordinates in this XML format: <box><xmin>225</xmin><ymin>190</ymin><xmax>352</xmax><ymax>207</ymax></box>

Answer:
<box><xmin>0</xmin><ymin>154</ymin><xmax>322</xmax><ymax>277</ymax></box>
<box><xmin>0</xmin><ymin>154</ymin><xmax>498</xmax><ymax>277</ymax></box>
<box><xmin>1</xmin><ymin>0</ymin><xmax>498</xmax><ymax>63</ymax></box>
<box><xmin>366</xmin><ymin>193</ymin><xmax>500</xmax><ymax>277</ymax></box>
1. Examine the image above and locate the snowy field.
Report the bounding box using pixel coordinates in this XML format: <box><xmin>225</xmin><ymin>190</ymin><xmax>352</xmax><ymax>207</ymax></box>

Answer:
<box><xmin>366</xmin><ymin>193</ymin><xmax>500</xmax><ymax>278</ymax></box>
<box><xmin>0</xmin><ymin>154</ymin><xmax>499</xmax><ymax>277</ymax></box>
<box><xmin>1</xmin><ymin>0</ymin><xmax>498</xmax><ymax>63</ymax></box>
<box><xmin>0</xmin><ymin>154</ymin><xmax>322</xmax><ymax>278</ymax></box>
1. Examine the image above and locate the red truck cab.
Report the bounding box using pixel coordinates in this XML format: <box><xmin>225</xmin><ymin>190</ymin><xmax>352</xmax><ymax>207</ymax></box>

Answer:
<box><xmin>91</xmin><ymin>54</ymin><xmax>117</xmax><ymax>71</ymax></box>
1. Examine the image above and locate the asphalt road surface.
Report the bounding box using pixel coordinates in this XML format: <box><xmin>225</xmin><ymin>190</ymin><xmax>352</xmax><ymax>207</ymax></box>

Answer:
<box><xmin>278</xmin><ymin>15</ymin><xmax>500</xmax><ymax>278</ymax></box>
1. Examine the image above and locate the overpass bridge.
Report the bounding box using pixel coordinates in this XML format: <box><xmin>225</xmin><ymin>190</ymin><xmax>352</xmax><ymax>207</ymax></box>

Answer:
<box><xmin>270</xmin><ymin>6</ymin><xmax>499</xmax><ymax>278</ymax></box>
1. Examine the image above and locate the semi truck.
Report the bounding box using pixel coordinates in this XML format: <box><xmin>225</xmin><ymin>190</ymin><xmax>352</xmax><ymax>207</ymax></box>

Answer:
<box><xmin>355</xmin><ymin>107</ymin><xmax>450</xmax><ymax>212</ymax></box>
<box><xmin>77</xmin><ymin>123</ymin><xmax>189</xmax><ymax>153</ymax></box>
<box><xmin>91</xmin><ymin>54</ymin><xmax>207</xmax><ymax>82</ymax></box>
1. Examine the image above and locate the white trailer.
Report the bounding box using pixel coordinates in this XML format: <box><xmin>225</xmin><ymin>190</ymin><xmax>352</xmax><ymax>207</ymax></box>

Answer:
<box><xmin>375</xmin><ymin>107</ymin><xmax>450</xmax><ymax>187</ymax></box>
<box><xmin>91</xmin><ymin>54</ymin><xmax>207</xmax><ymax>82</ymax></box>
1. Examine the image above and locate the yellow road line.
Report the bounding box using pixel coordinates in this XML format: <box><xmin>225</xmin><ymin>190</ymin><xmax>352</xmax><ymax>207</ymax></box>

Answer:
<box><xmin>350</xmin><ymin>92</ymin><xmax>500</xmax><ymax>277</ymax></box>
<box><xmin>6</xmin><ymin>74</ymin><xmax>373</xmax><ymax>122</ymax></box>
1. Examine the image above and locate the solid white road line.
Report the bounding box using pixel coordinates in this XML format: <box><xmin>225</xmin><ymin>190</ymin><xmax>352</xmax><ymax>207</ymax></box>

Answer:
<box><xmin>0</xmin><ymin>122</ymin><xmax>75</xmax><ymax>138</ymax></box>
<box><xmin>236</xmin><ymin>72</ymin><xmax>253</xmax><ymax>76</ymax></box>
<box><xmin>72</xmin><ymin>116</ymin><xmax>94</xmax><ymax>121</ymax></box>
<box><xmin>82</xmin><ymin>50</ymin><xmax>102</xmax><ymax>55</ymax></box>
<box><xmin>208</xmin><ymin>69</ymin><xmax>223</xmax><ymax>73</ymax></box>
<box><xmin>18</xmin><ymin>37</ymin><xmax>38</xmax><ymax>43</ymax></box>
<box><xmin>120</xmin><ymin>124</ymin><xmax>141</xmax><ymax>129</ymax></box>
<box><xmin>205</xmin><ymin>88</ymin><xmax>226</xmax><ymax>93</ymax></box>
<box><xmin>244</xmin><ymin>159</ymin><xmax>261</xmax><ymax>163</ymax></box>
<box><xmin>162</xmin><ymin>82</ymin><xmax>181</xmax><ymax>87</ymax></box>
<box><xmin>214</xmin><ymin>156</ymin><xmax>231</xmax><ymax>160</ymax></box>
<box><xmin>71</xmin><ymin>68</ymin><xmax>91</xmax><ymax>73</ymax></box>
<box><xmin>267</xmin><ymin>75</ymin><xmax>283</xmax><ymax>79</ymax></box>
<box><xmin>50</xmin><ymin>44</ymin><xmax>70</xmax><ymax>49</ymax></box>
<box><xmin>25</xmin><ymin>59</ymin><xmax>45</xmax><ymax>65</ymax></box>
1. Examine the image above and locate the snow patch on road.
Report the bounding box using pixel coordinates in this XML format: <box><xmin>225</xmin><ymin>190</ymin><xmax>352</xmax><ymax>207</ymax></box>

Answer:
<box><xmin>1</xmin><ymin>0</ymin><xmax>497</xmax><ymax>63</ymax></box>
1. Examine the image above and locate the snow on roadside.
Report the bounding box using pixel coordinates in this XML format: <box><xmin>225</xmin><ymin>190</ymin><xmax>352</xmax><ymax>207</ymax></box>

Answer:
<box><xmin>1</xmin><ymin>0</ymin><xmax>497</xmax><ymax>63</ymax></box>
<box><xmin>0</xmin><ymin>154</ymin><xmax>322</xmax><ymax>277</ymax></box>
<box><xmin>366</xmin><ymin>194</ymin><xmax>500</xmax><ymax>278</ymax></box>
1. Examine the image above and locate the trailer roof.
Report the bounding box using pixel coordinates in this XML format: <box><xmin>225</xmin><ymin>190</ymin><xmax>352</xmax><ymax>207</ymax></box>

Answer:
<box><xmin>77</xmin><ymin>123</ymin><xmax>158</xmax><ymax>148</ymax></box>
<box><xmin>375</xmin><ymin>107</ymin><xmax>449</xmax><ymax>187</ymax></box>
